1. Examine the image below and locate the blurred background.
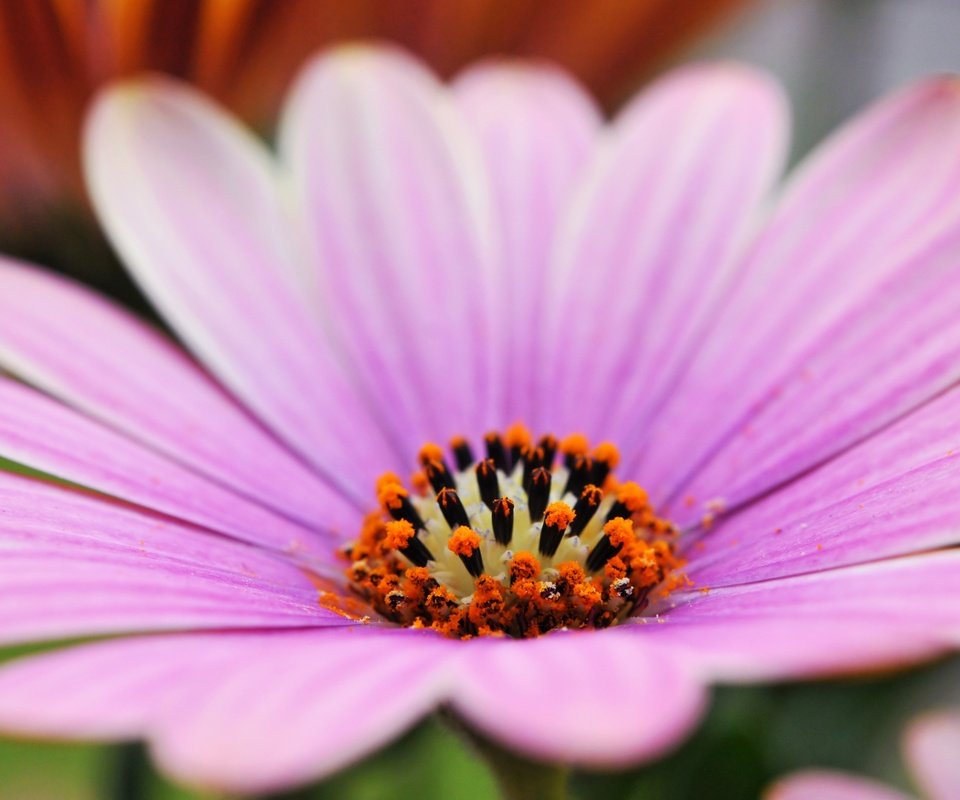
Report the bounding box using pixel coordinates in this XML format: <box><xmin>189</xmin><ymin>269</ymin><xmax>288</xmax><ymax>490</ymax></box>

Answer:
<box><xmin>1</xmin><ymin>0</ymin><xmax>959</xmax><ymax>798</ymax></box>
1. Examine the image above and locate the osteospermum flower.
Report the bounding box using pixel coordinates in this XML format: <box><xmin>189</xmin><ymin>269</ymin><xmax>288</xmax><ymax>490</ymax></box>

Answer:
<box><xmin>769</xmin><ymin>711</ymin><xmax>960</xmax><ymax>800</ymax></box>
<box><xmin>1</xmin><ymin>45</ymin><xmax>960</xmax><ymax>793</ymax></box>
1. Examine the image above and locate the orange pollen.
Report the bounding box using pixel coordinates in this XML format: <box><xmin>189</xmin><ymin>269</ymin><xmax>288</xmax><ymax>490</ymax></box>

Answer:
<box><xmin>559</xmin><ymin>433</ymin><xmax>590</xmax><ymax>457</ymax></box>
<box><xmin>410</xmin><ymin>470</ymin><xmax>429</xmax><ymax>495</ymax></box>
<box><xmin>341</xmin><ymin>428</ymin><xmax>685</xmax><ymax>639</ymax></box>
<box><xmin>375</xmin><ymin>471</ymin><xmax>403</xmax><ymax>492</ymax></box>
<box><xmin>558</xmin><ymin>561</ymin><xmax>587</xmax><ymax>585</ymax></box>
<box><xmin>616</xmin><ymin>481</ymin><xmax>649</xmax><ymax>512</ymax></box>
<box><xmin>581</xmin><ymin>484</ymin><xmax>603</xmax><ymax>506</ymax></box>
<box><xmin>448</xmin><ymin>526</ymin><xmax>481</xmax><ymax>557</ymax></box>
<box><xmin>376</xmin><ymin>482</ymin><xmax>408</xmax><ymax>511</ymax></box>
<box><xmin>503</xmin><ymin>421</ymin><xmax>533</xmax><ymax>449</ymax></box>
<box><xmin>604</xmin><ymin>517</ymin><xmax>635</xmax><ymax>548</ymax></box>
<box><xmin>383</xmin><ymin>519</ymin><xmax>415</xmax><ymax>550</ymax></box>
<box><xmin>509</xmin><ymin>552</ymin><xmax>541</xmax><ymax>583</ymax></box>
<box><xmin>418</xmin><ymin>442</ymin><xmax>445</xmax><ymax>466</ymax></box>
<box><xmin>593</xmin><ymin>441</ymin><xmax>620</xmax><ymax>467</ymax></box>
<box><xmin>544</xmin><ymin>501</ymin><xmax>576</xmax><ymax>530</ymax></box>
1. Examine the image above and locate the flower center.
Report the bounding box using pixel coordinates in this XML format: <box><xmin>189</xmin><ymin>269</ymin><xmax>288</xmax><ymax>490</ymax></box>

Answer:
<box><xmin>342</xmin><ymin>424</ymin><xmax>684</xmax><ymax>638</ymax></box>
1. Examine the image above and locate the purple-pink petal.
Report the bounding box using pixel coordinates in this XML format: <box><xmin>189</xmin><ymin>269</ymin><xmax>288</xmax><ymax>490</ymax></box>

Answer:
<box><xmin>638</xmin><ymin>77</ymin><xmax>960</xmax><ymax>510</ymax></box>
<box><xmin>767</xmin><ymin>771</ymin><xmax>914</xmax><ymax>800</ymax></box>
<box><xmin>674</xmin><ymin>226</ymin><xmax>960</xmax><ymax>527</ymax></box>
<box><xmin>0</xmin><ymin>472</ymin><xmax>352</xmax><ymax>645</ymax></box>
<box><xmin>643</xmin><ymin>552</ymin><xmax>960</xmax><ymax>680</ymax></box>
<box><xmin>451</xmin><ymin>630</ymin><xmax>707</xmax><ymax>767</ymax></box>
<box><xmin>0</xmin><ymin>257</ymin><xmax>357</xmax><ymax>531</ymax></box>
<box><xmin>539</xmin><ymin>63</ymin><xmax>788</xmax><ymax>441</ymax></box>
<box><xmin>84</xmin><ymin>76</ymin><xmax>398</xmax><ymax>501</ymax></box>
<box><xmin>0</xmin><ymin>376</ymin><xmax>347</xmax><ymax>551</ymax></box>
<box><xmin>684</xmin><ymin>382</ymin><xmax>960</xmax><ymax>587</ymax></box>
<box><xmin>452</xmin><ymin>61</ymin><xmax>601</xmax><ymax>427</ymax></box>
<box><xmin>0</xmin><ymin>630</ymin><xmax>448</xmax><ymax>794</ymax></box>
<box><xmin>280</xmin><ymin>46</ymin><xmax>497</xmax><ymax>452</ymax></box>
<box><xmin>904</xmin><ymin>712</ymin><xmax>960</xmax><ymax>800</ymax></box>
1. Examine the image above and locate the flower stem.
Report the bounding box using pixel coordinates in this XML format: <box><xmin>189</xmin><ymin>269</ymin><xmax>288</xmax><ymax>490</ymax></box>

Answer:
<box><xmin>439</xmin><ymin>711</ymin><xmax>569</xmax><ymax>800</ymax></box>
<box><xmin>110</xmin><ymin>742</ymin><xmax>149</xmax><ymax>800</ymax></box>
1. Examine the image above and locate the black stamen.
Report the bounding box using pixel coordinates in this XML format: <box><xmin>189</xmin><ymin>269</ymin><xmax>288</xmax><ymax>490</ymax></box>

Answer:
<box><xmin>437</xmin><ymin>487</ymin><xmax>471</xmax><ymax>530</ymax></box>
<box><xmin>509</xmin><ymin>441</ymin><xmax>526</xmax><ymax>473</ymax></box>
<box><xmin>569</xmin><ymin>485</ymin><xmax>603</xmax><ymax>537</ymax></box>
<box><xmin>527</xmin><ymin>467</ymin><xmax>551</xmax><ymax>523</ymax></box>
<box><xmin>400</xmin><ymin>535</ymin><xmax>435</xmax><ymax>567</ymax></box>
<box><xmin>424</xmin><ymin>459</ymin><xmax>456</xmax><ymax>494</ymax></box>
<box><xmin>484</xmin><ymin>432</ymin><xmax>508</xmax><ymax>472</ymax></box>
<box><xmin>387</xmin><ymin>496</ymin><xmax>426</xmax><ymax>531</ymax></box>
<box><xmin>592</xmin><ymin>459</ymin><xmax>613</xmax><ymax>487</ymax></box>
<box><xmin>538</xmin><ymin>434</ymin><xmax>558</xmax><ymax>470</ymax></box>
<box><xmin>459</xmin><ymin>548</ymin><xmax>484</xmax><ymax>578</ymax></box>
<box><xmin>521</xmin><ymin>445</ymin><xmax>545</xmax><ymax>495</ymax></box>
<box><xmin>563</xmin><ymin>455</ymin><xmax>593</xmax><ymax>499</ymax></box>
<box><xmin>451</xmin><ymin>437</ymin><xmax>475</xmax><ymax>471</ymax></box>
<box><xmin>539</xmin><ymin>513</ymin><xmax>569</xmax><ymax>557</ymax></box>
<box><xmin>476</xmin><ymin>459</ymin><xmax>500</xmax><ymax>510</ymax></box>
<box><xmin>605</xmin><ymin>499</ymin><xmax>630</xmax><ymax>523</ymax></box>
<box><xmin>586</xmin><ymin>534</ymin><xmax>623</xmax><ymax>572</ymax></box>
<box><xmin>492</xmin><ymin>498</ymin><xmax>515</xmax><ymax>546</ymax></box>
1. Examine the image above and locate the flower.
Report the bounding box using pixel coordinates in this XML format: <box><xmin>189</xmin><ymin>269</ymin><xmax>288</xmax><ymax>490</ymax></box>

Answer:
<box><xmin>0</xmin><ymin>0</ymin><xmax>750</xmax><ymax>230</ymax></box>
<box><xmin>768</xmin><ymin>711</ymin><xmax>960</xmax><ymax>800</ymax></box>
<box><xmin>1</xmin><ymin>44</ymin><xmax>960</xmax><ymax>794</ymax></box>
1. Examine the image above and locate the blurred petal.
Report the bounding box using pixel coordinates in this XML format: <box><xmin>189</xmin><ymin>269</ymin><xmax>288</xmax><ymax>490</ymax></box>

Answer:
<box><xmin>684</xmin><ymin>381</ymin><xmax>960</xmax><ymax>588</ymax></box>
<box><xmin>766</xmin><ymin>771</ymin><xmax>913</xmax><ymax>800</ymax></box>
<box><xmin>452</xmin><ymin>630</ymin><xmax>706</xmax><ymax>767</ymax></box>
<box><xmin>0</xmin><ymin>258</ymin><xmax>356</xmax><ymax>531</ymax></box>
<box><xmin>280</xmin><ymin>46</ymin><xmax>496</xmax><ymax>449</ymax></box>
<box><xmin>0</xmin><ymin>472</ymin><xmax>348</xmax><ymax>646</ymax></box>
<box><xmin>84</xmin><ymin>76</ymin><xmax>396</xmax><ymax>501</ymax></box>
<box><xmin>640</xmin><ymin>77</ymin><xmax>960</xmax><ymax>512</ymax></box>
<box><xmin>0</xmin><ymin>376</ymin><xmax>343</xmax><ymax>550</ymax></box>
<box><xmin>643</xmin><ymin>552</ymin><xmax>960</xmax><ymax>680</ymax></box>
<box><xmin>904</xmin><ymin>712</ymin><xmax>960</xmax><ymax>800</ymax></box>
<box><xmin>0</xmin><ymin>629</ymin><xmax>449</xmax><ymax>795</ymax></box>
<box><xmin>539</xmin><ymin>63</ymin><xmax>788</xmax><ymax>439</ymax></box>
<box><xmin>452</xmin><ymin>61</ymin><xmax>600</xmax><ymax>425</ymax></box>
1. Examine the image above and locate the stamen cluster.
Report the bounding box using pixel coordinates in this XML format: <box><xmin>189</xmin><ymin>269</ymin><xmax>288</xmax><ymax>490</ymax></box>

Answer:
<box><xmin>343</xmin><ymin>425</ymin><xmax>683</xmax><ymax>638</ymax></box>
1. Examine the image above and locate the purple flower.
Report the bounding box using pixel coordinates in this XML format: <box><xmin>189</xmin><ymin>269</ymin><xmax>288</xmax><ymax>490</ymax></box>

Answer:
<box><xmin>1</xmin><ymin>45</ymin><xmax>960</xmax><ymax>793</ymax></box>
<box><xmin>769</xmin><ymin>711</ymin><xmax>960</xmax><ymax>800</ymax></box>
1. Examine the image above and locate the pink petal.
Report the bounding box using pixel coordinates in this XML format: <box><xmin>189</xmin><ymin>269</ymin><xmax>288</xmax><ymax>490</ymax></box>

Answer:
<box><xmin>642</xmin><ymin>552</ymin><xmax>960</xmax><ymax>681</ymax></box>
<box><xmin>0</xmin><ymin>630</ymin><xmax>449</xmax><ymax>794</ymax></box>
<box><xmin>0</xmin><ymin>472</ymin><xmax>351</xmax><ymax>645</ymax></box>
<box><xmin>452</xmin><ymin>61</ymin><xmax>600</xmax><ymax>426</ymax></box>
<box><xmin>279</xmin><ymin>46</ymin><xmax>497</xmax><ymax>451</ymax></box>
<box><xmin>84</xmin><ymin>76</ymin><xmax>397</xmax><ymax>501</ymax></box>
<box><xmin>766</xmin><ymin>771</ymin><xmax>914</xmax><ymax>800</ymax></box>
<box><xmin>684</xmin><ymin>383</ymin><xmax>960</xmax><ymax>587</ymax></box>
<box><xmin>675</xmin><ymin>228</ymin><xmax>960</xmax><ymax>528</ymax></box>
<box><xmin>0</xmin><ymin>376</ymin><xmax>347</xmax><ymax>551</ymax></box>
<box><xmin>538</xmin><ymin>63</ymin><xmax>788</xmax><ymax>439</ymax></box>
<box><xmin>0</xmin><ymin>257</ymin><xmax>357</xmax><ymax>531</ymax></box>
<box><xmin>904</xmin><ymin>712</ymin><xmax>960</xmax><ymax>800</ymax></box>
<box><xmin>451</xmin><ymin>629</ymin><xmax>707</xmax><ymax>767</ymax></box>
<box><xmin>638</xmin><ymin>77</ymin><xmax>960</xmax><ymax>512</ymax></box>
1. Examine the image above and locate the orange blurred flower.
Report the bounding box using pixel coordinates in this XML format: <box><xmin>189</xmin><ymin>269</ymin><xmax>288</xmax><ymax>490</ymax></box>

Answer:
<box><xmin>0</xmin><ymin>0</ymin><xmax>751</xmax><ymax>229</ymax></box>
